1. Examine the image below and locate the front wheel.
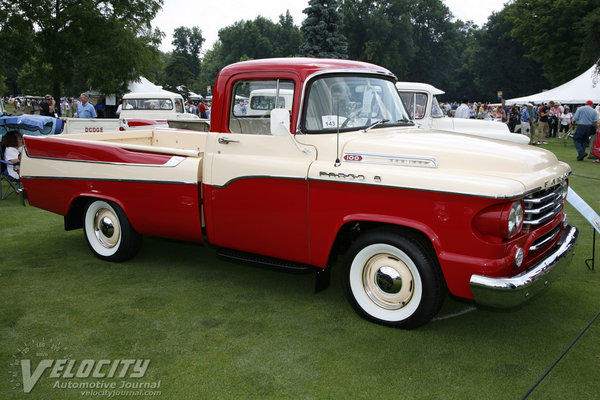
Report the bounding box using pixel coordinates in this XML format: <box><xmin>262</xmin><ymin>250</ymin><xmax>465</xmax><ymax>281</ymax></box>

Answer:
<box><xmin>83</xmin><ymin>199</ymin><xmax>142</xmax><ymax>262</ymax></box>
<box><xmin>343</xmin><ymin>229</ymin><xmax>444</xmax><ymax>329</ymax></box>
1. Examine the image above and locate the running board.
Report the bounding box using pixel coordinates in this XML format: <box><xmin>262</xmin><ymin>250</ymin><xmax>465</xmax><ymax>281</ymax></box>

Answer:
<box><xmin>216</xmin><ymin>248</ymin><xmax>331</xmax><ymax>292</ymax></box>
<box><xmin>216</xmin><ymin>248</ymin><xmax>316</xmax><ymax>273</ymax></box>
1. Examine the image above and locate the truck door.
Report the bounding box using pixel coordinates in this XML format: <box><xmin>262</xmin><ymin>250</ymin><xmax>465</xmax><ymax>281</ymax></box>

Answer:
<box><xmin>203</xmin><ymin>79</ymin><xmax>316</xmax><ymax>265</ymax></box>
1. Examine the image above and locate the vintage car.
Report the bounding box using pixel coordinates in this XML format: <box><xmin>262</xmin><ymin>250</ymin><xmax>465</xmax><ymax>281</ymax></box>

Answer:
<box><xmin>396</xmin><ymin>82</ymin><xmax>529</xmax><ymax>144</ymax></box>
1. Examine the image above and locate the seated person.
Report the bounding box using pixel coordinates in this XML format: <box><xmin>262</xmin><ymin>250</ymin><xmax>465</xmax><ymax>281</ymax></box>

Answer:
<box><xmin>2</xmin><ymin>131</ymin><xmax>23</xmax><ymax>180</ymax></box>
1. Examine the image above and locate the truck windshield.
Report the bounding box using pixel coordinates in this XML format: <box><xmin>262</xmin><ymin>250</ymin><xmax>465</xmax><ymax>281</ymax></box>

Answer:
<box><xmin>303</xmin><ymin>75</ymin><xmax>412</xmax><ymax>133</ymax></box>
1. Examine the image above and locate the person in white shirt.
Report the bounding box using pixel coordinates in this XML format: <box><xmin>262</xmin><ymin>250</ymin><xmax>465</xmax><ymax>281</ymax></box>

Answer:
<box><xmin>558</xmin><ymin>107</ymin><xmax>573</xmax><ymax>139</ymax></box>
<box><xmin>455</xmin><ymin>97</ymin><xmax>470</xmax><ymax>119</ymax></box>
<box><xmin>2</xmin><ymin>131</ymin><xmax>23</xmax><ymax>180</ymax></box>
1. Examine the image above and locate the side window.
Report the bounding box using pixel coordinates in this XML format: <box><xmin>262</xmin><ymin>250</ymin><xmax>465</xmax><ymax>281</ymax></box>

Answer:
<box><xmin>414</xmin><ymin>93</ymin><xmax>427</xmax><ymax>119</ymax></box>
<box><xmin>229</xmin><ymin>79</ymin><xmax>294</xmax><ymax>135</ymax></box>
<box><xmin>398</xmin><ymin>92</ymin><xmax>414</xmax><ymax>119</ymax></box>
<box><xmin>175</xmin><ymin>98</ymin><xmax>184</xmax><ymax>113</ymax></box>
<box><xmin>398</xmin><ymin>92</ymin><xmax>427</xmax><ymax>119</ymax></box>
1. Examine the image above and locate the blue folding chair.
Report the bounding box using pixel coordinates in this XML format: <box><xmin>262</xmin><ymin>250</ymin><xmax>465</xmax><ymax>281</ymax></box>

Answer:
<box><xmin>0</xmin><ymin>145</ymin><xmax>24</xmax><ymax>201</ymax></box>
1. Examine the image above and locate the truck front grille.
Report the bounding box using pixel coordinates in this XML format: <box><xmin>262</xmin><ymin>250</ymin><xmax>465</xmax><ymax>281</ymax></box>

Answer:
<box><xmin>523</xmin><ymin>182</ymin><xmax>566</xmax><ymax>228</ymax></box>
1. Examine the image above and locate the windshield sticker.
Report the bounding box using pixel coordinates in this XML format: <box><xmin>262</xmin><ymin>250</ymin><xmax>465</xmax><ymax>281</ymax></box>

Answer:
<box><xmin>322</xmin><ymin>115</ymin><xmax>339</xmax><ymax>129</ymax></box>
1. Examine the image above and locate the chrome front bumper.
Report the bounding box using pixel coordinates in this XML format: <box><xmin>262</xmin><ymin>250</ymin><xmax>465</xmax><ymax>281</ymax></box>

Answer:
<box><xmin>470</xmin><ymin>225</ymin><xmax>579</xmax><ymax>308</ymax></box>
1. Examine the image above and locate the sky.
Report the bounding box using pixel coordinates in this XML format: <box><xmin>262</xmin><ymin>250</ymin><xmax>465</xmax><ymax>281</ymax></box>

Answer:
<box><xmin>151</xmin><ymin>0</ymin><xmax>507</xmax><ymax>53</ymax></box>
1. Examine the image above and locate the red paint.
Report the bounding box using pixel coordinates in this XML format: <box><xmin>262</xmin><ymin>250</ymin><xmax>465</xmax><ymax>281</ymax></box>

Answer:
<box><xmin>24</xmin><ymin>136</ymin><xmax>176</xmax><ymax>165</ymax></box>
<box><xmin>125</xmin><ymin>119</ymin><xmax>168</xmax><ymax>128</ymax></box>
<box><xmin>203</xmin><ymin>178</ymin><xmax>310</xmax><ymax>264</ymax></box>
<box><xmin>23</xmin><ymin>177</ymin><xmax>204</xmax><ymax>243</ymax></box>
<box><xmin>305</xmin><ymin>180</ymin><xmax>565</xmax><ymax>299</ymax></box>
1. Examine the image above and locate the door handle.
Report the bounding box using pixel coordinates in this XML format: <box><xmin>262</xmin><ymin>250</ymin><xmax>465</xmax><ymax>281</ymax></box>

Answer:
<box><xmin>218</xmin><ymin>137</ymin><xmax>240</xmax><ymax>144</ymax></box>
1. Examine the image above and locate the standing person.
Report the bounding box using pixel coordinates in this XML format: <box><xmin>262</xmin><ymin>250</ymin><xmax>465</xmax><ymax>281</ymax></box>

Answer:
<box><xmin>536</xmin><ymin>103</ymin><xmax>550</xmax><ymax>144</ymax></box>
<box><xmin>501</xmin><ymin>99</ymin><xmax>510</xmax><ymax>125</ymax></box>
<box><xmin>558</xmin><ymin>107</ymin><xmax>573</xmax><ymax>139</ymax></box>
<box><xmin>75</xmin><ymin>93</ymin><xmax>97</xmax><ymax>118</ymax></box>
<box><xmin>95</xmin><ymin>98</ymin><xmax>105</xmax><ymax>118</ymax></box>
<box><xmin>198</xmin><ymin>100</ymin><xmax>208</xmax><ymax>119</ymax></box>
<box><xmin>520</xmin><ymin>103</ymin><xmax>532</xmax><ymax>138</ymax></box>
<box><xmin>572</xmin><ymin>100</ymin><xmax>598</xmax><ymax>161</ymax></box>
<box><xmin>39</xmin><ymin>94</ymin><xmax>58</xmax><ymax>117</ymax></box>
<box><xmin>509</xmin><ymin>105</ymin><xmax>520</xmax><ymax>133</ymax></box>
<box><xmin>548</xmin><ymin>101</ymin><xmax>560</xmax><ymax>138</ymax></box>
<box><xmin>61</xmin><ymin>98</ymin><xmax>71</xmax><ymax>117</ymax></box>
<box><xmin>454</xmin><ymin>97</ymin><xmax>470</xmax><ymax>119</ymax></box>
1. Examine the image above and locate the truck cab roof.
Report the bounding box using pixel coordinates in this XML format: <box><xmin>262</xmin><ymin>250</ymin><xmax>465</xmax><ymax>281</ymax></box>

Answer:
<box><xmin>217</xmin><ymin>57</ymin><xmax>397</xmax><ymax>82</ymax></box>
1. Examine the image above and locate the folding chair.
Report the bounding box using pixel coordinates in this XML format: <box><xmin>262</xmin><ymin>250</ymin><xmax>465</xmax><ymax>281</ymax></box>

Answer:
<box><xmin>0</xmin><ymin>145</ymin><xmax>24</xmax><ymax>201</ymax></box>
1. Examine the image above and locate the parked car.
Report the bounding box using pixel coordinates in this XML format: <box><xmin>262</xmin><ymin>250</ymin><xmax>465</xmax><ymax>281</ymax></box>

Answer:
<box><xmin>396</xmin><ymin>82</ymin><xmax>529</xmax><ymax>144</ymax></box>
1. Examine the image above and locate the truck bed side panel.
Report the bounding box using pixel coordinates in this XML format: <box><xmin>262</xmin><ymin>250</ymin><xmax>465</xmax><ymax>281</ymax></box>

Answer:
<box><xmin>21</xmin><ymin>136</ymin><xmax>204</xmax><ymax>243</ymax></box>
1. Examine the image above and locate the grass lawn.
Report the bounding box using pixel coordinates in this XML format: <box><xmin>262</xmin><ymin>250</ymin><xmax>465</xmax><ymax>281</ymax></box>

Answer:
<box><xmin>1</xmin><ymin>134</ymin><xmax>599</xmax><ymax>399</ymax></box>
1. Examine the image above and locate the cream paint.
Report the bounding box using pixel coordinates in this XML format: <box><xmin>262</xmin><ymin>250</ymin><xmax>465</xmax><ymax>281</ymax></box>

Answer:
<box><xmin>25</xmin><ymin>126</ymin><xmax>571</xmax><ymax>199</ymax></box>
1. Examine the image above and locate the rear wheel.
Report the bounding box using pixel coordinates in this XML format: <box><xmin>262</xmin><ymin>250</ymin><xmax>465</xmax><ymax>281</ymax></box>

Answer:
<box><xmin>83</xmin><ymin>199</ymin><xmax>141</xmax><ymax>262</ymax></box>
<box><xmin>343</xmin><ymin>229</ymin><xmax>444</xmax><ymax>329</ymax></box>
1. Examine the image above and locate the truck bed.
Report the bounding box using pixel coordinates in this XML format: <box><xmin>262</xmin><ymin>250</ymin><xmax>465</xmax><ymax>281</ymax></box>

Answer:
<box><xmin>21</xmin><ymin>128</ymin><xmax>207</xmax><ymax>243</ymax></box>
<box><xmin>62</xmin><ymin>128</ymin><xmax>208</xmax><ymax>156</ymax></box>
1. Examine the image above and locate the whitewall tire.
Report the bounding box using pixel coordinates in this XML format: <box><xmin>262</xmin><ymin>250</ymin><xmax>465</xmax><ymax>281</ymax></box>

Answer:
<box><xmin>343</xmin><ymin>229</ymin><xmax>444</xmax><ymax>329</ymax></box>
<box><xmin>83</xmin><ymin>200</ymin><xmax>141</xmax><ymax>262</ymax></box>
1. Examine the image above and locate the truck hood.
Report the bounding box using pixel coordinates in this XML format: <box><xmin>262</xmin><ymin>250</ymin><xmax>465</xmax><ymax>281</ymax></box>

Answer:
<box><xmin>320</xmin><ymin>128</ymin><xmax>570</xmax><ymax>198</ymax></box>
<box><xmin>430</xmin><ymin>117</ymin><xmax>530</xmax><ymax>145</ymax></box>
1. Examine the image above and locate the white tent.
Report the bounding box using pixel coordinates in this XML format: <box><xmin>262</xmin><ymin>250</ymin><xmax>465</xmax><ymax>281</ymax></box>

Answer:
<box><xmin>127</xmin><ymin>77</ymin><xmax>172</xmax><ymax>94</ymax></box>
<box><xmin>506</xmin><ymin>64</ymin><xmax>600</xmax><ymax>105</ymax></box>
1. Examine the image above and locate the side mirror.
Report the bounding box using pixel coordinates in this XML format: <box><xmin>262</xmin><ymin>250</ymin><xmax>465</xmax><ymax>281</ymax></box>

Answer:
<box><xmin>270</xmin><ymin>108</ymin><xmax>290</xmax><ymax>136</ymax></box>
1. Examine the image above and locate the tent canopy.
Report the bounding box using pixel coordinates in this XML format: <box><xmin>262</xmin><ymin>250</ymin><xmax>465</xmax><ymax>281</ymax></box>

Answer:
<box><xmin>506</xmin><ymin>65</ymin><xmax>600</xmax><ymax>105</ymax></box>
<box><xmin>127</xmin><ymin>77</ymin><xmax>164</xmax><ymax>93</ymax></box>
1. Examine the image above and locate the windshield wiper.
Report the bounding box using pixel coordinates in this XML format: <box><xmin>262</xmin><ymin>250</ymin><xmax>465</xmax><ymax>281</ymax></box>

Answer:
<box><xmin>362</xmin><ymin>119</ymin><xmax>389</xmax><ymax>132</ymax></box>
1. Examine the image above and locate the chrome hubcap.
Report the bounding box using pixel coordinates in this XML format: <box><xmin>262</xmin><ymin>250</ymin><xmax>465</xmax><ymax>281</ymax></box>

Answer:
<box><xmin>94</xmin><ymin>209</ymin><xmax>120</xmax><ymax>249</ymax></box>
<box><xmin>363</xmin><ymin>254</ymin><xmax>414</xmax><ymax>310</ymax></box>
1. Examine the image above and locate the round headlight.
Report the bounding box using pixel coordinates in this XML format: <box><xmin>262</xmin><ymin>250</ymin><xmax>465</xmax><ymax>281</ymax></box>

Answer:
<box><xmin>507</xmin><ymin>201</ymin><xmax>524</xmax><ymax>237</ymax></box>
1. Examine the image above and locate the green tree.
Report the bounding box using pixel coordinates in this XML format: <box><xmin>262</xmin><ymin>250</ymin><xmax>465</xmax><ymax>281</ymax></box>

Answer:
<box><xmin>506</xmin><ymin>0</ymin><xmax>600</xmax><ymax>86</ymax></box>
<box><xmin>404</xmin><ymin>0</ymin><xmax>461</xmax><ymax>89</ymax></box>
<box><xmin>196</xmin><ymin>13</ymin><xmax>301</xmax><ymax>95</ymax></box>
<box><xmin>464</xmin><ymin>8</ymin><xmax>550</xmax><ymax>101</ymax></box>
<box><xmin>172</xmin><ymin>26</ymin><xmax>205</xmax><ymax>78</ymax></box>
<box><xmin>301</xmin><ymin>0</ymin><xmax>348</xmax><ymax>58</ymax></box>
<box><xmin>0</xmin><ymin>0</ymin><xmax>164</xmax><ymax>101</ymax></box>
<box><xmin>163</xmin><ymin>54</ymin><xmax>195</xmax><ymax>90</ymax></box>
<box><xmin>340</xmin><ymin>0</ymin><xmax>413</xmax><ymax>76</ymax></box>
<box><xmin>340</xmin><ymin>0</ymin><xmax>461</xmax><ymax>91</ymax></box>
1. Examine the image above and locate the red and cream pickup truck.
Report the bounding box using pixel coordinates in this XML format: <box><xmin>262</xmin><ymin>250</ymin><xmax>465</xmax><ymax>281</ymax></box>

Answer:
<box><xmin>20</xmin><ymin>58</ymin><xmax>578</xmax><ymax>328</ymax></box>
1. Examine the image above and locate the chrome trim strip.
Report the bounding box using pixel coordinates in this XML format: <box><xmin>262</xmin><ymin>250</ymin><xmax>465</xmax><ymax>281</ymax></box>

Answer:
<box><xmin>524</xmin><ymin>185</ymin><xmax>564</xmax><ymax>204</ymax></box>
<box><xmin>21</xmin><ymin>175</ymin><xmax>197</xmax><ymax>185</ymax></box>
<box><xmin>529</xmin><ymin>228</ymin><xmax>560</xmax><ymax>252</ymax></box>
<box><xmin>524</xmin><ymin>203</ymin><xmax>563</xmax><ymax>225</ymax></box>
<box><xmin>343</xmin><ymin>152</ymin><xmax>438</xmax><ymax>168</ymax></box>
<box><xmin>24</xmin><ymin>154</ymin><xmax>186</xmax><ymax>168</ymax></box>
<box><xmin>525</xmin><ymin>200</ymin><xmax>558</xmax><ymax>215</ymax></box>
